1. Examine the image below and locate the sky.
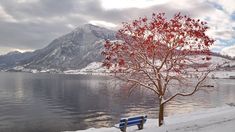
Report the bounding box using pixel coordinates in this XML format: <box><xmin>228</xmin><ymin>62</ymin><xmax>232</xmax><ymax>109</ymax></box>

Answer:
<box><xmin>0</xmin><ymin>0</ymin><xmax>234</xmax><ymax>56</ymax></box>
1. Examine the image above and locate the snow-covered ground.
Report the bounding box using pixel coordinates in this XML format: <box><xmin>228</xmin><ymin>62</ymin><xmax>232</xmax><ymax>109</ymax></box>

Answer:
<box><xmin>208</xmin><ymin>56</ymin><xmax>233</xmax><ymax>66</ymax></box>
<box><xmin>65</xmin><ymin>105</ymin><xmax>235</xmax><ymax>132</ymax></box>
<box><xmin>64</xmin><ymin>62</ymin><xmax>110</xmax><ymax>75</ymax></box>
<box><xmin>64</xmin><ymin>61</ymin><xmax>235</xmax><ymax>79</ymax></box>
<box><xmin>209</xmin><ymin>71</ymin><xmax>235</xmax><ymax>78</ymax></box>
<box><xmin>64</xmin><ymin>55</ymin><xmax>235</xmax><ymax>77</ymax></box>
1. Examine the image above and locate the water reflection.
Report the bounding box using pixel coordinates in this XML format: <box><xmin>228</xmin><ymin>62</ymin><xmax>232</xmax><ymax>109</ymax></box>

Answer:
<box><xmin>14</xmin><ymin>75</ymin><xmax>24</xmax><ymax>101</ymax></box>
<box><xmin>0</xmin><ymin>72</ymin><xmax>234</xmax><ymax>132</ymax></box>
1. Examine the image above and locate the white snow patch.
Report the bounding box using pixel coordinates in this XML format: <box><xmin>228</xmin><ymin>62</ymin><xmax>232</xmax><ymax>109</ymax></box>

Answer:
<box><xmin>209</xmin><ymin>71</ymin><xmax>235</xmax><ymax>79</ymax></box>
<box><xmin>64</xmin><ymin>62</ymin><xmax>111</xmax><ymax>75</ymax></box>
<box><xmin>64</xmin><ymin>106</ymin><xmax>235</xmax><ymax>132</ymax></box>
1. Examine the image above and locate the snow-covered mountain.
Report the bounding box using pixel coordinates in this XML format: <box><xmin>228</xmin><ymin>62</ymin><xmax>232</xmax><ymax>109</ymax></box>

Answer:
<box><xmin>0</xmin><ymin>24</ymin><xmax>116</xmax><ymax>72</ymax></box>
<box><xmin>0</xmin><ymin>24</ymin><xmax>234</xmax><ymax>74</ymax></box>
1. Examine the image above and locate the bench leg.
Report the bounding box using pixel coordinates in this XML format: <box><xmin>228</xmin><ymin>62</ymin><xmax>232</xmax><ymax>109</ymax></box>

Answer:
<box><xmin>120</xmin><ymin>127</ymin><xmax>126</xmax><ymax>132</ymax></box>
<box><xmin>138</xmin><ymin>116</ymin><xmax>144</xmax><ymax>130</ymax></box>
<box><xmin>120</xmin><ymin>119</ymin><xmax>127</xmax><ymax>132</ymax></box>
<box><xmin>137</xmin><ymin>124</ymin><xmax>143</xmax><ymax>130</ymax></box>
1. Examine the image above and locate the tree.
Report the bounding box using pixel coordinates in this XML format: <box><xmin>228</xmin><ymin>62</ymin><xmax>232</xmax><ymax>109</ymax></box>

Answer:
<box><xmin>101</xmin><ymin>12</ymin><xmax>215</xmax><ymax>126</ymax></box>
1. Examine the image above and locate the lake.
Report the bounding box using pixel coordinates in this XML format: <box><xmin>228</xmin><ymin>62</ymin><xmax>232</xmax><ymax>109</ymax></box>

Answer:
<box><xmin>0</xmin><ymin>72</ymin><xmax>234</xmax><ymax>132</ymax></box>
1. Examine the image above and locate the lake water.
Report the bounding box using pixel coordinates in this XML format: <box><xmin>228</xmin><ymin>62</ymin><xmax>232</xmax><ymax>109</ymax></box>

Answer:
<box><xmin>0</xmin><ymin>72</ymin><xmax>234</xmax><ymax>132</ymax></box>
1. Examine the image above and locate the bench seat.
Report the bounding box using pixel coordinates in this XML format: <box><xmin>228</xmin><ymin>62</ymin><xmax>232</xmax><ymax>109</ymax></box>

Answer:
<box><xmin>117</xmin><ymin>115</ymin><xmax>147</xmax><ymax>132</ymax></box>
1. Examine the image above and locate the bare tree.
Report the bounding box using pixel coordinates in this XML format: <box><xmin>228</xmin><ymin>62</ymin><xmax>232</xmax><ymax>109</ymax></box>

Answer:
<box><xmin>102</xmin><ymin>12</ymin><xmax>215</xmax><ymax>126</ymax></box>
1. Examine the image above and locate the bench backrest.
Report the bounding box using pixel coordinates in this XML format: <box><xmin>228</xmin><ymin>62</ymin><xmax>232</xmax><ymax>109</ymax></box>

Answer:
<box><xmin>119</xmin><ymin>115</ymin><xmax>147</xmax><ymax>128</ymax></box>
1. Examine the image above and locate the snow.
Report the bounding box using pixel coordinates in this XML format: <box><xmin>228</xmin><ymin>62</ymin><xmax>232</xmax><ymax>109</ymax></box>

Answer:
<box><xmin>64</xmin><ymin>61</ymin><xmax>235</xmax><ymax>79</ymax></box>
<box><xmin>209</xmin><ymin>71</ymin><xmax>235</xmax><ymax>79</ymax></box>
<box><xmin>80</xmin><ymin>62</ymin><xmax>105</xmax><ymax>72</ymax></box>
<box><xmin>64</xmin><ymin>62</ymin><xmax>111</xmax><ymax>75</ymax></box>
<box><xmin>62</xmin><ymin>57</ymin><xmax>235</xmax><ymax>132</ymax></box>
<box><xmin>208</xmin><ymin>56</ymin><xmax>232</xmax><ymax>65</ymax></box>
<box><xmin>64</xmin><ymin>105</ymin><xmax>235</xmax><ymax>132</ymax></box>
<box><xmin>63</xmin><ymin>54</ymin><xmax>235</xmax><ymax>77</ymax></box>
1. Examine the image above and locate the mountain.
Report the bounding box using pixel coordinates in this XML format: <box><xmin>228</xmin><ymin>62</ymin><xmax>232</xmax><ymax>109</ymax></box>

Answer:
<box><xmin>0</xmin><ymin>24</ymin><xmax>234</xmax><ymax>73</ymax></box>
<box><xmin>0</xmin><ymin>51</ymin><xmax>34</xmax><ymax>69</ymax></box>
<box><xmin>0</xmin><ymin>24</ymin><xmax>116</xmax><ymax>72</ymax></box>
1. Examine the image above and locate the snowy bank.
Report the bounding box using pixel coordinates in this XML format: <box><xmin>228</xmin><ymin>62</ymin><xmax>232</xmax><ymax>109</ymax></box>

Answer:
<box><xmin>65</xmin><ymin>105</ymin><xmax>235</xmax><ymax>132</ymax></box>
<box><xmin>209</xmin><ymin>71</ymin><xmax>235</xmax><ymax>79</ymax></box>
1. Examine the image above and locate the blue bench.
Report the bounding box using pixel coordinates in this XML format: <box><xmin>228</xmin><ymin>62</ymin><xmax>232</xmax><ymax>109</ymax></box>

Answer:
<box><xmin>117</xmin><ymin>115</ymin><xmax>147</xmax><ymax>132</ymax></box>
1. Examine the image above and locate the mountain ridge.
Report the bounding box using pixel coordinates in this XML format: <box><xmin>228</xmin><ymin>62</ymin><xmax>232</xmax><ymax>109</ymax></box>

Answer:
<box><xmin>0</xmin><ymin>24</ymin><xmax>116</xmax><ymax>72</ymax></box>
<box><xmin>0</xmin><ymin>24</ymin><xmax>234</xmax><ymax>73</ymax></box>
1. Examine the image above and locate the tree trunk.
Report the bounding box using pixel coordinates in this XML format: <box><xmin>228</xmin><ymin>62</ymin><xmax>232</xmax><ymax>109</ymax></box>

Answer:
<box><xmin>158</xmin><ymin>100</ymin><xmax>164</xmax><ymax>127</ymax></box>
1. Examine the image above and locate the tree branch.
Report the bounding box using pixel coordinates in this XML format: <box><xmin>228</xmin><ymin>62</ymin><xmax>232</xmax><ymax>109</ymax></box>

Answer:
<box><xmin>162</xmin><ymin>71</ymin><xmax>210</xmax><ymax>105</ymax></box>
<box><xmin>127</xmin><ymin>78</ymin><xmax>160</xmax><ymax>95</ymax></box>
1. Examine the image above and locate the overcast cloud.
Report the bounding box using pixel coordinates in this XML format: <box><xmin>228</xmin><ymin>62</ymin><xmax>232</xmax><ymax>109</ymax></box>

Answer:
<box><xmin>0</xmin><ymin>0</ymin><xmax>234</xmax><ymax>56</ymax></box>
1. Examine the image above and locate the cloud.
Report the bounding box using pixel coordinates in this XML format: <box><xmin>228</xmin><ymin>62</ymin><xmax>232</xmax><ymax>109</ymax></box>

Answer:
<box><xmin>16</xmin><ymin>0</ymin><xmax>39</xmax><ymax>4</ymax></box>
<box><xmin>0</xmin><ymin>0</ymin><xmax>90</xmax><ymax>54</ymax></box>
<box><xmin>66</xmin><ymin>24</ymin><xmax>75</xmax><ymax>29</ymax></box>
<box><xmin>100</xmin><ymin>0</ymin><xmax>170</xmax><ymax>10</ymax></box>
<box><xmin>221</xmin><ymin>44</ymin><xmax>235</xmax><ymax>57</ymax></box>
<box><xmin>0</xmin><ymin>0</ymin><xmax>234</xmax><ymax>55</ymax></box>
<box><xmin>0</xmin><ymin>46</ymin><xmax>33</xmax><ymax>55</ymax></box>
<box><xmin>208</xmin><ymin>0</ymin><xmax>235</xmax><ymax>14</ymax></box>
<box><xmin>0</xmin><ymin>5</ymin><xmax>17</xmax><ymax>22</ymax></box>
<box><xmin>204</xmin><ymin>8</ymin><xmax>235</xmax><ymax>40</ymax></box>
<box><xmin>0</xmin><ymin>0</ymin><xmax>77</xmax><ymax>18</ymax></box>
<box><xmin>89</xmin><ymin>20</ymin><xmax>117</xmax><ymax>29</ymax></box>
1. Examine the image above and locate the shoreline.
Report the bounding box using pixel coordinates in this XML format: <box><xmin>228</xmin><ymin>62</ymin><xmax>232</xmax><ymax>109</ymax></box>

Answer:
<box><xmin>64</xmin><ymin>105</ymin><xmax>235</xmax><ymax>132</ymax></box>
